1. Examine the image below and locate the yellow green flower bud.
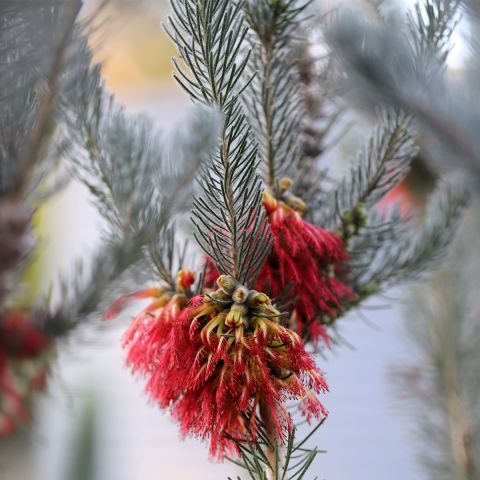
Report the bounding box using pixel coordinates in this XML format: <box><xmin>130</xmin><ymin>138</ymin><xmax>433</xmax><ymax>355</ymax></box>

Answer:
<box><xmin>247</xmin><ymin>290</ymin><xmax>271</xmax><ymax>307</ymax></box>
<box><xmin>226</xmin><ymin>303</ymin><xmax>248</xmax><ymax>328</ymax></box>
<box><xmin>284</xmin><ymin>194</ymin><xmax>307</xmax><ymax>215</ymax></box>
<box><xmin>232</xmin><ymin>286</ymin><xmax>249</xmax><ymax>304</ymax></box>
<box><xmin>216</xmin><ymin>275</ymin><xmax>237</xmax><ymax>295</ymax></box>
<box><xmin>278</xmin><ymin>177</ymin><xmax>293</xmax><ymax>192</ymax></box>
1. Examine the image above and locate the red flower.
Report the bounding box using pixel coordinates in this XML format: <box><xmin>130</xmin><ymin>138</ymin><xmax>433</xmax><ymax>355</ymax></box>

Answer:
<box><xmin>380</xmin><ymin>181</ymin><xmax>415</xmax><ymax>217</ymax></box>
<box><xmin>0</xmin><ymin>311</ymin><xmax>52</xmax><ymax>436</ymax></box>
<box><xmin>206</xmin><ymin>184</ymin><xmax>355</xmax><ymax>345</ymax></box>
<box><xmin>258</xmin><ymin>188</ymin><xmax>354</xmax><ymax>344</ymax></box>
<box><xmin>107</xmin><ymin>269</ymin><xmax>196</xmax><ymax>375</ymax></box>
<box><xmin>0</xmin><ymin>311</ymin><xmax>50</xmax><ymax>357</ymax></box>
<box><xmin>120</xmin><ymin>273</ymin><xmax>328</xmax><ymax>458</ymax></box>
<box><xmin>122</xmin><ymin>289</ymin><xmax>187</xmax><ymax>375</ymax></box>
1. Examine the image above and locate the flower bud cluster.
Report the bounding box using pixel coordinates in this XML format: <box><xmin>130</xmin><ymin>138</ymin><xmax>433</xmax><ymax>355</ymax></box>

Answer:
<box><xmin>192</xmin><ymin>275</ymin><xmax>284</xmax><ymax>342</ymax></box>
<box><xmin>276</xmin><ymin>177</ymin><xmax>307</xmax><ymax>214</ymax></box>
<box><xmin>339</xmin><ymin>203</ymin><xmax>369</xmax><ymax>242</ymax></box>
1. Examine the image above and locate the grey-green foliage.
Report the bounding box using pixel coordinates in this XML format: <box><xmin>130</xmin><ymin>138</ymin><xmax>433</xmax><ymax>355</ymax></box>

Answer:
<box><xmin>69</xmin><ymin>38</ymin><xmax>219</xmax><ymax>207</ymax></box>
<box><xmin>63</xmin><ymin>34</ymin><xmax>159</xmax><ymax>235</ymax></box>
<box><xmin>318</xmin><ymin>111</ymin><xmax>417</xmax><ymax>230</ymax></box>
<box><xmin>145</xmin><ymin>107</ymin><xmax>221</xmax><ymax>288</ymax></box>
<box><xmin>0</xmin><ymin>1</ymin><xmax>89</xmax><ymax>319</ymax></box>
<box><xmin>46</xmin><ymin>232</ymin><xmax>150</xmax><ymax>335</ymax></box>
<box><xmin>54</xmin><ymin>33</ymin><xmax>219</xmax><ymax>330</ymax></box>
<box><xmin>242</xmin><ymin>1</ymin><xmax>341</xmax><ymax>215</ymax></box>
<box><xmin>0</xmin><ymin>1</ymin><xmax>218</xmax><ymax>333</ymax></box>
<box><xmin>408</xmin><ymin>0</ymin><xmax>461</xmax><ymax>63</ymax></box>
<box><xmin>319</xmin><ymin>0</ymin><xmax>469</xmax><ymax>294</ymax></box>
<box><xmin>350</xmin><ymin>177</ymin><xmax>469</xmax><ymax>289</ymax></box>
<box><xmin>243</xmin><ymin>0</ymin><xmax>310</xmax><ymax>190</ymax></box>
<box><xmin>293</xmin><ymin>33</ymin><xmax>342</xmax><ymax>212</ymax></box>
<box><xmin>0</xmin><ymin>0</ymin><xmax>82</xmax><ymax>198</ymax></box>
<box><xmin>396</xmin><ymin>207</ymin><xmax>480</xmax><ymax>480</ymax></box>
<box><xmin>325</xmin><ymin>0</ymin><xmax>480</xmax><ymax>184</ymax></box>
<box><xmin>227</xmin><ymin>420</ymin><xmax>325</xmax><ymax>480</ymax></box>
<box><xmin>167</xmin><ymin>0</ymin><xmax>272</xmax><ymax>285</ymax></box>
<box><xmin>64</xmin><ymin>33</ymin><xmax>219</xmax><ymax>235</ymax></box>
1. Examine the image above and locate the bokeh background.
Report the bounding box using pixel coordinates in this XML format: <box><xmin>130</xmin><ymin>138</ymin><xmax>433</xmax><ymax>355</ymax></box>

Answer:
<box><xmin>0</xmin><ymin>1</ymin><xmax>471</xmax><ymax>479</ymax></box>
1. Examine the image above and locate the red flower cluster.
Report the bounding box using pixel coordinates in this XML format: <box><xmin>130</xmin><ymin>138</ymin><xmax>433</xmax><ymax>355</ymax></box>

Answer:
<box><xmin>114</xmin><ymin>272</ymin><xmax>328</xmax><ymax>458</ymax></box>
<box><xmin>106</xmin><ymin>269</ymin><xmax>195</xmax><ymax>374</ymax></box>
<box><xmin>206</xmin><ymin>181</ymin><xmax>355</xmax><ymax>344</ymax></box>
<box><xmin>0</xmin><ymin>311</ymin><xmax>52</xmax><ymax>436</ymax></box>
<box><xmin>258</xmin><ymin>187</ymin><xmax>354</xmax><ymax>344</ymax></box>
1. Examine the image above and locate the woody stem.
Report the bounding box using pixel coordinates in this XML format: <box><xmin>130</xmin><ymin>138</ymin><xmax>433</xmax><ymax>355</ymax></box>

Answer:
<box><xmin>259</xmin><ymin>402</ymin><xmax>280</xmax><ymax>480</ymax></box>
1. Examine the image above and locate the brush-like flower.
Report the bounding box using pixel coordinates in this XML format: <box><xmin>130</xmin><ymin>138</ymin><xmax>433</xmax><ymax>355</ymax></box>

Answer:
<box><xmin>124</xmin><ymin>273</ymin><xmax>328</xmax><ymax>458</ymax></box>
<box><xmin>258</xmin><ymin>183</ymin><xmax>355</xmax><ymax>343</ymax></box>
<box><xmin>206</xmin><ymin>179</ymin><xmax>355</xmax><ymax>344</ymax></box>
<box><xmin>106</xmin><ymin>268</ymin><xmax>196</xmax><ymax>375</ymax></box>
<box><xmin>0</xmin><ymin>311</ymin><xmax>52</xmax><ymax>436</ymax></box>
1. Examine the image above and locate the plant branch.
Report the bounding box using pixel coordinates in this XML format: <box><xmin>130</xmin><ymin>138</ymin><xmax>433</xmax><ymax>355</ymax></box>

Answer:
<box><xmin>11</xmin><ymin>0</ymin><xmax>82</xmax><ymax>201</ymax></box>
